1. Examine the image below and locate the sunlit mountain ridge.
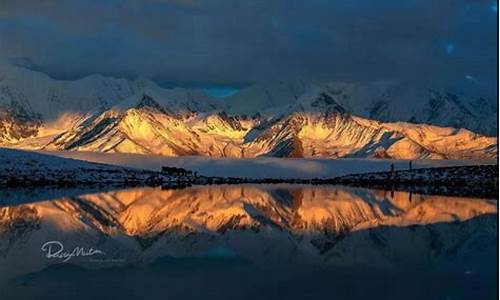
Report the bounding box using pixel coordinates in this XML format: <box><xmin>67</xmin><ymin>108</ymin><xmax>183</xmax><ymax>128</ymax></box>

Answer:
<box><xmin>2</xmin><ymin>92</ymin><xmax>496</xmax><ymax>159</ymax></box>
<box><xmin>0</xmin><ymin>61</ymin><xmax>497</xmax><ymax>159</ymax></box>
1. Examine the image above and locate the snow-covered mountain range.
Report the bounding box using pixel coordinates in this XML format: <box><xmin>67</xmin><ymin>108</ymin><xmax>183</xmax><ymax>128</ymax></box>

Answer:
<box><xmin>227</xmin><ymin>81</ymin><xmax>498</xmax><ymax>136</ymax></box>
<box><xmin>0</xmin><ymin>61</ymin><xmax>497</xmax><ymax>159</ymax></box>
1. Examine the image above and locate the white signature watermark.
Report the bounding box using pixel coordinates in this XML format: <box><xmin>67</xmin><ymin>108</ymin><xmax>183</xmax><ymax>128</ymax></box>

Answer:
<box><xmin>41</xmin><ymin>241</ymin><xmax>105</xmax><ymax>262</ymax></box>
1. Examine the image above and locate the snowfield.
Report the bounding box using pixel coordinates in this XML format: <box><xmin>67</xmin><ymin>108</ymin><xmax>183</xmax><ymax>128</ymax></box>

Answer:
<box><xmin>0</xmin><ymin>148</ymin><xmax>169</xmax><ymax>190</ymax></box>
<box><xmin>38</xmin><ymin>150</ymin><xmax>497</xmax><ymax>179</ymax></box>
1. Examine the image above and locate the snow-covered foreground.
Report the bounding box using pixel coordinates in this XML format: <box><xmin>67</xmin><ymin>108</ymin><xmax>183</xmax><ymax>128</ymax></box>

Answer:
<box><xmin>0</xmin><ymin>148</ymin><xmax>172</xmax><ymax>196</ymax></box>
<box><xmin>0</xmin><ymin>185</ymin><xmax>497</xmax><ymax>299</ymax></box>
<box><xmin>38</xmin><ymin>150</ymin><xmax>496</xmax><ymax>179</ymax></box>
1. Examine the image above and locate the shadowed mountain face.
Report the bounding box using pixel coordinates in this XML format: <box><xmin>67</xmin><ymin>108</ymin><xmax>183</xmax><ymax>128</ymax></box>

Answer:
<box><xmin>0</xmin><ymin>185</ymin><xmax>496</xmax><ymax>286</ymax></box>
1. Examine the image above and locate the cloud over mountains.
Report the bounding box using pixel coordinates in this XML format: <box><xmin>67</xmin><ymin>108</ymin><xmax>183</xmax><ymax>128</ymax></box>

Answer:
<box><xmin>0</xmin><ymin>0</ymin><xmax>497</xmax><ymax>96</ymax></box>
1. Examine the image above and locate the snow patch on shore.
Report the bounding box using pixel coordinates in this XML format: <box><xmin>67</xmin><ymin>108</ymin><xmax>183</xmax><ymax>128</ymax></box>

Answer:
<box><xmin>37</xmin><ymin>150</ymin><xmax>496</xmax><ymax>179</ymax></box>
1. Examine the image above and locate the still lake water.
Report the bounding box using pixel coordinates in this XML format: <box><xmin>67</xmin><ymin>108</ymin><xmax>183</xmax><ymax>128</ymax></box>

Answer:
<box><xmin>0</xmin><ymin>184</ymin><xmax>497</xmax><ymax>300</ymax></box>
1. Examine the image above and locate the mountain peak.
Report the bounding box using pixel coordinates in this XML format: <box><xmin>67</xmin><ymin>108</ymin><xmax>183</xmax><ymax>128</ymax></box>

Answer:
<box><xmin>135</xmin><ymin>94</ymin><xmax>168</xmax><ymax>114</ymax></box>
<box><xmin>291</xmin><ymin>89</ymin><xmax>348</xmax><ymax>116</ymax></box>
<box><xmin>310</xmin><ymin>92</ymin><xmax>347</xmax><ymax>114</ymax></box>
<box><xmin>113</xmin><ymin>92</ymin><xmax>170</xmax><ymax>115</ymax></box>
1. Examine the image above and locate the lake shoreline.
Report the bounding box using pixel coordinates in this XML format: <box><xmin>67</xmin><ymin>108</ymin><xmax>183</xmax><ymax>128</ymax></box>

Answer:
<box><xmin>1</xmin><ymin>164</ymin><xmax>497</xmax><ymax>199</ymax></box>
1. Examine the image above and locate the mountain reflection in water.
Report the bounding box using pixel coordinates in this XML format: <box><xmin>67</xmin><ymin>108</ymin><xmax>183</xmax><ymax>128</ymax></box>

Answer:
<box><xmin>0</xmin><ymin>184</ymin><xmax>497</xmax><ymax>300</ymax></box>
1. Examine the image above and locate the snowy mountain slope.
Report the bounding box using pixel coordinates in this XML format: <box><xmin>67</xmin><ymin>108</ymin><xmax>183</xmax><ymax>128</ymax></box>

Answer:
<box><xmin>3</xmin><ymin>91</ymin><xmax>496</xmax><ymax>159</ymax></box>
<box><xmin>0</xmin><ymin>93</ymin><xmax>41</xmax><ymax>143</ymax></box>
<box><xmin>35</xmin><ymin>95</ymin><xmax>250</xmax><ymax>157</ymax></box>
<box><xmin>0</xmin><ymin>148</ymin><xmax>170</xmax><ymax>193</ymax></box>
<box><xmin>0</xmin><ymin>185</ymin><xmax>496</xmax><ymax>280</ymax></box>
<box><xmin>0</xmin><ymin>59</ymin><xmax>223</xmax><ymax>118</ymax></box>
<box><xmin>227</xmin><ymin>81</ymin><xmax>498</xmax><ymax>136</ymax></box>
<box><xmin>0</xmin><ymin>62</ymin><xmax>496</xmax><ymax>159</ymax></box>
<box><xmin>241</xmin><ymin>90</ymin><xmax>497</xmax><ymax>159</ymax></box>
<box><xmin>0</xmin><ymin>60</ymin><xmax>224</xmax><ymax>144</ymax></box>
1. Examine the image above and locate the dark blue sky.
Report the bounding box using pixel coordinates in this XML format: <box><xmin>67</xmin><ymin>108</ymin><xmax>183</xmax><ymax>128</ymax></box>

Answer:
<box><xmin>0</xmin><ymin>0</ymin><xmax>497</xmax><ymax>95</ymax></box>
